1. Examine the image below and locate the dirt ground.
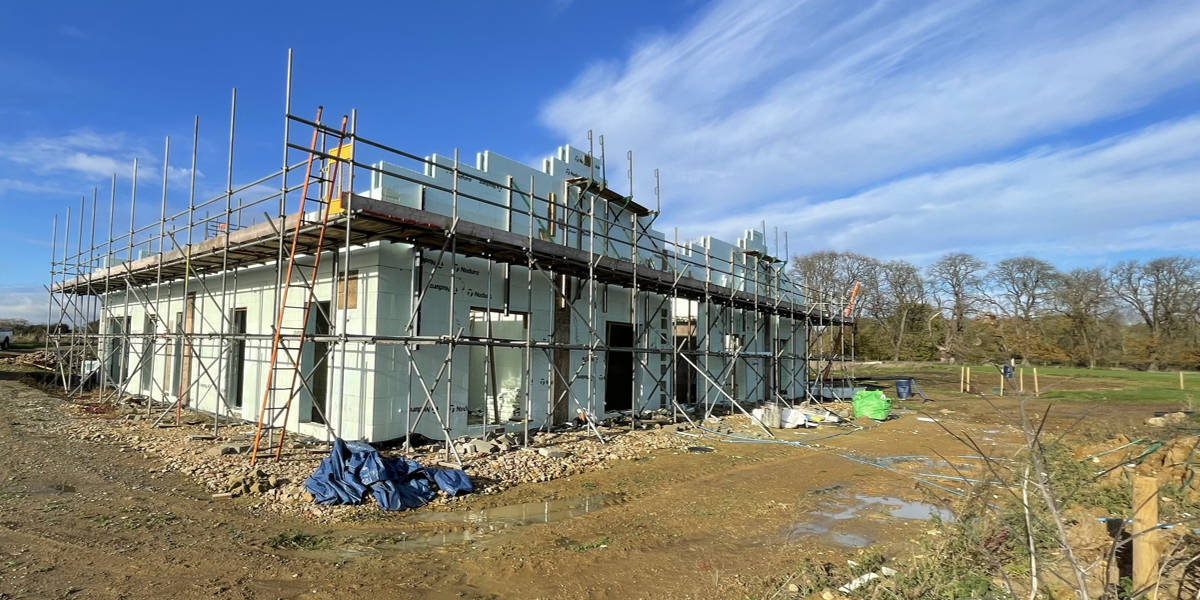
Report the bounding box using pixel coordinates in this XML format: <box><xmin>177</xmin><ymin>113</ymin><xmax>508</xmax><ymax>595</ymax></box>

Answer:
<box><xmin>0</xmin><ymin>364</ymin><xmax>1178</xmax><ymax>599</ymax></box>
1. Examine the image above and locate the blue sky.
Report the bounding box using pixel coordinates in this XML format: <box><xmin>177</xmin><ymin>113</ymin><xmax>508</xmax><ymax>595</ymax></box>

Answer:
<box><xmin>2</xmin><ymin>0</ymin><xmax>1199</xmax><ymax>322</ymax></box>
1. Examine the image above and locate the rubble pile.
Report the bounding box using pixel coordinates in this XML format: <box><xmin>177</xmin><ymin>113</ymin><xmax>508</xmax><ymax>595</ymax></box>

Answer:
<box><xmin>58</xmin><ymin>398</ymin><xmax>693</xmax><ymax>520</ymax></box>
<box><xmin>0</xmin><ymin>350</ymin><xmax>59</xmax><ymax>370</ymax></box>
<box><xmin>454</xmin><ymin>423</ymin><xmax>693</xmax><ymax>489</ymax></box>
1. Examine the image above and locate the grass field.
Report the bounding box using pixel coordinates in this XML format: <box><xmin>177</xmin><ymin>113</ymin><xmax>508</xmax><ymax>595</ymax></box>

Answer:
<box><xmin>853</xmin><ymin>362</ymin><xmax>1198</xmax><ymax>405</ymax></box>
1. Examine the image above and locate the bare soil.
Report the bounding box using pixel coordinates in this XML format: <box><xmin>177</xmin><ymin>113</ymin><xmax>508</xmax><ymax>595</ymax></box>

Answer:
<box><xmin>0</xmin><ymin>366</ymin><xmax>1177</xmax><ymax>599</ymax></box>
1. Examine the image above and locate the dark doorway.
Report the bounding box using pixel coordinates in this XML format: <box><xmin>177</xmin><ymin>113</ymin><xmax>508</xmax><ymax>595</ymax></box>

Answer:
<box><xmin>139</xmin><ymin>315</ymin><xmax>154</xmax><ymax>394</ymax></box>
<box><xmin>171</xmin><ymin>311</ymin><xmax>183</xmax><ymax>394</ymax></box>
<box><xmin>226</xmin><ymin>308</ymin><xmax>247</xmax><ymax>409</ymax></box>
<box><xmin>605</xmin><ymin>322</ymin><xmax>634</xmax><ymax>411</ymax></box>
<box><xmin>674</xmin><ymin>326</ymin><xmax>697</xmax><ymax>404</ymax></box>
<box><xmin>106</xmin><ymin>316</ymin><xmax>130</xmax><ymax>388</ymax></box>
<box><xmin>306</xmin><ymin>301</ymin><xmax>331</xmax><ymax>425</ymax></box>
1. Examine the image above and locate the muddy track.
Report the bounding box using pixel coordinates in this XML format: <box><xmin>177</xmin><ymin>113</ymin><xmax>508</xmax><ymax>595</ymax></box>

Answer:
<box><xmin>0</xmin><ymin>373</ymin><xmax>1054</xmax><ymax>599</ymax></box>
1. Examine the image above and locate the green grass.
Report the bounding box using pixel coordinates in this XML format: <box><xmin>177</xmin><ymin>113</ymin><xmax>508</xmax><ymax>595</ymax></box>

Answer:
<box><xmin>1038</xmin><ymin>387</ymin><xmax>1195</xmax><ymax>404</ymax></box>
<box><xmin>854</xmin><ymin>362</ymin><xmax>1197</xmax><ymax>404</ymax></box>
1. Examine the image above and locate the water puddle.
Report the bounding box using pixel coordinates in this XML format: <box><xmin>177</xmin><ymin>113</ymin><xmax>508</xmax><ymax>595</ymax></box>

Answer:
<box><xmin>786</xmin><ymin>491</ymin><xmax>953</xmax><ymax>548</ymax></box>
<box><xmin>333</xmin><ymin>495</ymin><xmax>613</xmax><ymax>556</ymax></box>
<box><xmin>406</xmin><ymin>494</ymin><xmax>610</xmax><ymax>527</ymax></box>
<box><xmin>874</xmin><ymin>455</ymin><xmax>977</xmax><ymax>472</ymax></box>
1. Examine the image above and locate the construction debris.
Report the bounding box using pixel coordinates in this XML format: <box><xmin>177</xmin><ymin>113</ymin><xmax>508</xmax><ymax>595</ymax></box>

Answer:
<box><xmin>58</xmin><ymin>396</ymin><xmax>692</xmax><ymax>520</ymax></box>
<box><xmin>0</xmin><ymin>349</ymin><xmax>59</xmax><ymax>370</ymax></box>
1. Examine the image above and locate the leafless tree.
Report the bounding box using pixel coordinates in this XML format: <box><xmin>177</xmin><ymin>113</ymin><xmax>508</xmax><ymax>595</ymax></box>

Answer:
<box><xmin>1109</xmin><ymin>257</ymin><xmax>1200</xmax><ymax>370</ymax></box>
<box><xmin>926</xmin><ymin>253</ymin><xmax>987</xmax><ymax>360</ymax></box>
<box><xmin>1052</xmin><ymin>268</ymin><xmax>1115</xmax><ymax>369</ymax></box>
<box><xmin>985</xmin><ymin>256</ymin><xmax>1058</xmax><ymax>363</ymax></box>
<box><xmin>790</xmin><ymin>251</ymin><xmax>879</xmax><ymax>316</ymax></box>
<box><xmin>868</xmin><ymin>260</ymin><xmax>927</xmax><ymax>361</ymax></box>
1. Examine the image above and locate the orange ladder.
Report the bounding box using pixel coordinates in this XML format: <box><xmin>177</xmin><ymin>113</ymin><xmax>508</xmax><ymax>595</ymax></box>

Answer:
<box><xmin>250</xmin><ymin>107</ymin><xmax>348</xmax><ymax>464</ymax></box>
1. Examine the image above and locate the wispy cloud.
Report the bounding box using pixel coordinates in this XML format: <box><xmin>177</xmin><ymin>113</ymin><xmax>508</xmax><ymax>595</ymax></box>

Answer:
<box><xmin>540</xmin><ymin>0</ymin><xmax>1200</xmax><ymax>261</ymax></box>
<box><xmin>683</xmin><ymin>116</ymin><xmax>1200</xmax><ymax>262</ymax></box>
<box><xmin>0</xmin><ymin>130</ymin><xmax>199</xmax><ymax>187</ymax></box>
<box><xmin>0</xmin><ymin>286</ymin><xmax>58</xmax><ymax>323</ymax></box>
<box><xmin>58</xmin><ymin>25</ymin><xmax>87</xmax><ymax>40</ymax></box>
<box><xmin>0</xmin><ymin>178</ymin><xmax>61</xmax><ymax>197</ymax></box>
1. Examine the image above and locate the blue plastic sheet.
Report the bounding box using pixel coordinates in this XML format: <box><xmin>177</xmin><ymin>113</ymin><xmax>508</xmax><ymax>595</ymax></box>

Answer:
<box><xmin>304</xmin><ymin>438</ymin><xmax>472</xmax><ymax>511</ymax></box>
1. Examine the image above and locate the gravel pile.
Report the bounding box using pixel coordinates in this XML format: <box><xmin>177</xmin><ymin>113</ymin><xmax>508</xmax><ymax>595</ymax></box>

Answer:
<box><xmin>58</xmin><ymin>398</ymin><xmax>693</xmax><ymax>521</ymax></box>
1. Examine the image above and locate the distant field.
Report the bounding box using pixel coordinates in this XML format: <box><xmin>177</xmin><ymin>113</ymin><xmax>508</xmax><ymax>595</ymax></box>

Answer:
<box><xmin>853</xmin><ymin>362</ymin><xmax>1198</xmax><ymax>405</ymax></box>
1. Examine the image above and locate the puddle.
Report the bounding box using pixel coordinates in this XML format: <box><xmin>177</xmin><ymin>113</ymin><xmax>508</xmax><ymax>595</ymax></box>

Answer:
<box><xmin>686</xmin><ymin>446</ymin><xmax>715</xmax><ymax>453</ymax></box>
<box><xmin>786</xmin><ymin>490</ymin><xmax>953</xmax><ymax>548</ymax></box>
<box><xmin>333</xmin><ymin>495</ymin><xmax>612</xmax><ymax>556</ymax></box>
<box><xmin>874</xmin><ymin>455</ymin><xmax>975</xmax><ymax>471</ymax></box>
<box><xmin>829</xmin><ymin>532</ymin><xmax>873</xmax><ymax>547</ymax></box>
<box><xmin>404</xmin><ymin>494</ymin><xmax>610</xmax><ymax>527</ymax></box>
<box><xmin>859</xmin><ymin>495</ymin><xmax>955</xmax><ymax>521</ymax></box>
<box><xmin>875</xmin><ymin>455</ymin><xmax>951</xmax><ymax>468</ymax></box>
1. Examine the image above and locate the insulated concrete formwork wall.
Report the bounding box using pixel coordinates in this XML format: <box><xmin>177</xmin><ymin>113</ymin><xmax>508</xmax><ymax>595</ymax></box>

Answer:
<box><xmin>370</xmin><ymin>145</ymin><xmax>668</xmax><ymax>265</ymax></box>
<box><xmin>100</xmin><ymin>246</ymin><xmax>381</xmax><ymax>440</ymax></box>
<box><xmin>690</xmin><ymin>307</ymin><xmax>807</xmax><ymax>407</ymax></box>
<box><xmin>371</xmin><ymin>241</ymin><xmax>556</xmax><ymax>440</ymax></box>
<box><xmin>366</xmin><ymin>145</ymin><xmax>676</xmax><ymax>426</ymax></box>
<box><xmin>561</xmin><ymin>285</ymin><xmax>671</xmax><ymax>417</ymax></box>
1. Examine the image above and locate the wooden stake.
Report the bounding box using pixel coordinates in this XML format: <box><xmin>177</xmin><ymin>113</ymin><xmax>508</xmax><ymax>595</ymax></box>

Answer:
<box><xmin>999</xmin><ymin>372</ymin><xmax>1004</xmax><ymax>397</ymax></box>
<box><xmin>1132</xmin><ymin>474</ymin><xmax>1159</xmax><ymax>598</ymax></box>
<box><xmin>966</xmin><ymin>367</ymin><xmax>971</xmax><ymax>393</ymax></box>
<box><xmin>1019</xmin><ymin>368</ymin><xmax>1025</xmax><ymax>393</ymax></box>
<box><xmin>1033</xmin><ymin>367</ymin><xmax>1039</xmax><ymax>397</ymax></box>
<box><xmin>1181</xmin><ymin>371</ymin><xmax>1186</xmax><ymax>391</ymax></box>
<box><xmin>959</xmin><ymin>366</ymin><xmax>965</xmax><ymax>393</ymax></box>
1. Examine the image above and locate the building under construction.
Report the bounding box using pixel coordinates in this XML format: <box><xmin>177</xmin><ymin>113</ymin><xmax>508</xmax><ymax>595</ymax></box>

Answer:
<box><xmin>47</xmin><ymin>55</ymin><xmax>854</xmax><ymax>463</ymax></box>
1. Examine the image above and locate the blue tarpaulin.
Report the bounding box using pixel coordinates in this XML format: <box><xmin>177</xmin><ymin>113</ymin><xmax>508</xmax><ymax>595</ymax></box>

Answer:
<box><xmin>304</xmin><ymin>439</ymin><xmax>472</xmax><ymax>511</ymax></box>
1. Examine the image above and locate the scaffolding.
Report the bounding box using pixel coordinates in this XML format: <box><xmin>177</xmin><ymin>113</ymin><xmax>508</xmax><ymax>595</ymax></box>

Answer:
<box><xmin>45</xmin><ymin>51</ymin><xmax>857</xmax><ymax>463</ymax></box>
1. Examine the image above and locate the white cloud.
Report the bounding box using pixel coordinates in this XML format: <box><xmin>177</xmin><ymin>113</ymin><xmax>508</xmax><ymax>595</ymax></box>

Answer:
<box><xmin>685</xmin><ymin>116</ymin><xmax>1200</xmax><ymax>263</ymax></box>
<box><xmin>0</xmin><ymin>130</ymin><xmax>200</xmax><ymax>187</ymax></box>
<box><xmin>0</xmin><ymin>286</ymin><xmax>59</xmax><ymax>324</ymax></box>
<box><xmin>540</xmin><ymin>0</ymin><xmax>1200</xmax><ymax>261</ymax></box>
<box><xmin>0</xmin><ymin>178</ymin><xmax>60</xmax><ymax>197</ymax></box>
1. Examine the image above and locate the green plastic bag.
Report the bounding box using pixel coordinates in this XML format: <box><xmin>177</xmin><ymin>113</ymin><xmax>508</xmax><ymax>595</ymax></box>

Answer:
<box><xmin>852</xmin><ymin>390</ymin><xmax>891</xmax><ymax>420</ymax></box>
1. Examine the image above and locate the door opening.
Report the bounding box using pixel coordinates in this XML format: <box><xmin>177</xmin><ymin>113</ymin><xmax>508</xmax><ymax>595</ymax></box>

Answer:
<box><xmin>106</xmin><ymin>316</ymin><xmax>130</xmax><ymax>388</ymax></box>
<box><xmin>467</xmin><ymin>309</ymin><xmax>528</xmax><ymax>426</ymax></box>
<box><xmin>226</xmin><ymin>308</ymin><xmax>247</xmax><ymax>409</ymax></box>
<box><xmin>304</xmin><ymin>301</ymin><xmax>331</xmax><ymax>425</ymax></box>
<box><xmin>139</xmin><ymin>315</ymin><xmax>155</xmax><ymax>394</ymax></box>
<box><xmin>605</xmin><ymin>322</ymin><xmax>634</xmax><ymax>412</ymax></box>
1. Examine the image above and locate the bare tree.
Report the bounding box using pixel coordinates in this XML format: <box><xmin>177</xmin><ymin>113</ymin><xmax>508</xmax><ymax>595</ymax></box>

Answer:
<box><xmin>985</xmin><ymin>256</ymin><xmax>1058</xmax><ymax>363</ymax></box>
<box><xmin>870</xmin><ymin>260</ymin><xmax>927</xmax><ymax>361</ymax></box>
<box><xmin>1052</xmin><ymin>268</ymin><xmax>1114</xmax><ymax>369</ymax></box>
<box><xmin>926</xmin><ymin>253</ymin><xmax>987</xmax><ymax>360</ymax></box>
<box><xmin>790</xmin><ymin>251</ymin><xmax>879</xmax><ymax>316</ymax></box>
<box><xmin>1109</xmin><ymin>257</ymin><xmax>1200</xmax><ymax>370</ymax></box>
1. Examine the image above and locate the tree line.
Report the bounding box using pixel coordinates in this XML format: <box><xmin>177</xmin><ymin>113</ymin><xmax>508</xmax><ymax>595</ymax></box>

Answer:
<box><xmin>790</xmin><ymin>252</ymin><xmax>1200</xmax><ymax>370</ymax></box>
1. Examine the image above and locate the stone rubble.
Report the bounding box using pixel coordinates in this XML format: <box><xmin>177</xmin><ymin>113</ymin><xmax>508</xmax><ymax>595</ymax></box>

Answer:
<box><xmin>57</xmin><ymin>395</ymin><xmax>693</xmax><ymax>521</ymax></box>
<box><xmin>0</xmin><ymin>349</ymin><xmax>59</xmax><ymax>370</ymax></box>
